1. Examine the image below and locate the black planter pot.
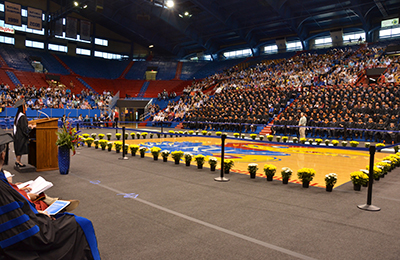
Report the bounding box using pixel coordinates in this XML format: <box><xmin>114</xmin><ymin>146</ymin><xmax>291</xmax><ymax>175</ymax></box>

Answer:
<box><xmin>224</xmin><ymin>168</ymin><xmax>230</xmax><ymax>174</ymax></box>
<box><xmin>197</xmin><ymin>164</ymin><xmax>203</xmax><ymax>169</ymax></box>
<box><xmin>282</xmin><ymin>178</ymin><xmax>289</xmax><ymax>184</ymax></box>
<box><xmin>326</xmin><ymin>185</ymin><xmax>333</xmax><ymax>192</ymax></box>
<box><xmin>302</xmin><ymin>181</ymin><xmax>310</xmax><ymax>188</ymax></box>
<box><xmin>131</xmin><ymin>135</ymin><xmax>135</xmax><ymax>139</ymax></box>
<box><xmin>380</xmin><ymin>174</ymin><xmax>385</xmax><ymax>178</ymax></box>
<box><xmin>153</xmin><ymin>156</ymin><xmax>158</xmax><ymax>161</ymax></box>
<box><xmin>175</xmin><ymin>159</ymin><xmax>180</xmax><ymax>165</ymax></box>
<box><xmin>353</xmin><ymin>184</ymin><xmax>361</xmax><ymax>191</ymax></box>
<box><xmin>108</xmin><ymin>148</ymin><xmax>112</xmax><ymax>151</ymax></box>
<box><xmin>131</xmin><ymin>152</ymin><xmax>136</xmax><ymax>156</ymax></box>
<box><xmin>116</xmin><ymin>150</ymin><xmax>120</xmax><ymax>153</ymax></box>
<box><xmin>374</xmin><ymin>177</ymin><xmax>380</xmax><ymax>181</ymax></box>
<box><xmin>210</xmin><ymin>165</ymin><xmax>216</xmax><ymax>171</ymax></box>
<box><xmin>95</xmin><ymin>146</ymin><xmax>98</xmax><ymax>149</ymax></box>
<box><xmin>101</xmin><ymin>147</ymin><xmax>105</xmax><ymax>150</ymax></box>
<box><xmin>107</xmin><ymin>137</ymin><xmax>111</xmax><ymax>141</ymax></box>
<box><xmin>185</xmin><ymin>161</ymin><xmax>191</xmax><ymax>166</ymax></box>
<box><xmin>266</xmin><ymin>175</ymin><xmax>273</xmax><ymax>181</ymax></box>
<box><xmin>362</xmin><ymin>182</ymin><xmax>368</xmax><ymax>187</ymax></box>
<box><xmin>250</xmin><ymin>172</ymin><xmax>256</xmax><ymax>179</ymax></box>
<box><xmin>88</xmin><ymin>144</ymin><xmax>92</xmax><ymax>148</ymax></box>
<box><xmin>163</xmin><ymin>157</ymin><xmax>168</xmax><ymax>162</ymax></box>
<box><xmin>164</xmin><ymin>134</ymin><xmax>167</xmax><ymax>138</ymax></box>
<box><xmin>140</xmin><ymin>153</ymin><xmax>145</xmax><ymax>158</ymax></box>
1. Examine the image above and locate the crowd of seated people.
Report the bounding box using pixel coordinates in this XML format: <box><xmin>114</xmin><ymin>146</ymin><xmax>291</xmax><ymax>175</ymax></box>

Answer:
<box><xmin>174</xmin><ymin>44</ymin><xmax>400</xmax><ymax>142</ymax></box>
<box><xmin>0</xmin><ymin>84</ymin><xmax>113</xmax><ymax>110</ymax></box>
<box><xmin>157</xmin><ymin>89</ymin><xmax>176</xmax><ymax>100</ymax></box>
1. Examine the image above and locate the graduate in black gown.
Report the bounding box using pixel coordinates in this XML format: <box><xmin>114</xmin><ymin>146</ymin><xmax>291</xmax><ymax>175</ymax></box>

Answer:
<box><xmin>13</xmin><ymin>100</ymin><xmax>32</xmax><ymax>167</ymax></box>
<box><xmin>0</xmin><ymin>129</ymin><xmax>101</xmax><ymax>260</ymax></box>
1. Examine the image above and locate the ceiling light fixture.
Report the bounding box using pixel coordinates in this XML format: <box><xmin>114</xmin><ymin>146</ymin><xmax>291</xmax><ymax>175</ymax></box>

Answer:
<box><xmin>73</xmin><ymin>1</ymin><xmax>79</xmax><ymax>7</ymax></box>
<box><xmin>166</xmin><ymin>0</ymin><xmax>174</xmax><ymax>8</ymax></box>
<box><xmin>149</xmin><ymin>45</ymin><xmax>154</xmax><ymax>48</ymax></box>
<box><xmin>83</xmin><ymin>4</ymin><xmax>88</xmax><ymax>9</ymax></box>
<box><xmin>184</xmin><ymin>11</ymin><xmax>189</xmax><ymax>16</ymax></box>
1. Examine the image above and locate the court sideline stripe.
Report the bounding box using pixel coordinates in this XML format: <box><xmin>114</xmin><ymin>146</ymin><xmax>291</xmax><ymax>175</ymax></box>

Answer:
<box><xmin>71</xmin><ymin>173</ymin><xmax>317</xmax><ymax>260</ymax></box>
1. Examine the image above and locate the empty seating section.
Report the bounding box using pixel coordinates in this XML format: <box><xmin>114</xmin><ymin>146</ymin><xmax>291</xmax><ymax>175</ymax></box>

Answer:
<box><xmin>80</xmin><ymin>77</ymin><xmax>145</xmax><ymax>98</ymax></box>
<box><xmin>0</xmin><ymin>70</ymin><xmax>14</xmax><ymax>86</ymax></box>
<box><xmin>180</xmin><ymin>62</ymin><xmax>209</xmax><ymax>80</ymax></box>
<box><xmin>13</xmin><ymin>71</ymin><xmax>48</xmax><ymax>87</ymax></box>
<box><xmin>58</xmin><ymin>55</ymin><xmax>129</xmax><ymax>79</ymax></box>
<box><xmin>4</xmin><ymin>71</ymin><xmax>19</xmax><ymax>86</ymax></box>
<box><xmin>0</xmin><ymin>45</ymin><xmax>69</xmax><ymax>74</ymax></box>
<box><xmin>191</xmin><ymin>58</ymin><xmax>247</xmax><ymax>79</ymax></box>
<box><xmin>125</xmin><ymin>61</ymin><xmax>178</xmax><ymax>80</ymax></box>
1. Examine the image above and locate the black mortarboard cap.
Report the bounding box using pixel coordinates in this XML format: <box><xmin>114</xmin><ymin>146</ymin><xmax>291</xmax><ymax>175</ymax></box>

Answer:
<box><xmin>0</xmin><ymin>128</ymin><xmax>13</xmax><ymax>146</ymax></box>
<box><xmin>14</xmin><ymin>99</ymin><xmax>25</xmax><ymax>108</ymax></box>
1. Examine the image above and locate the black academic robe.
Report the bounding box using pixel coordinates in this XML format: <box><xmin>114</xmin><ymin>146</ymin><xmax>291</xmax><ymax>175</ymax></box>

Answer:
<box><xmin>0</xmin><ymin>170</ymin><xmax>100</xmax><ymax>260</ymax></box>
<box><xmin>13</xmin><ymin>113</ymin><xmax>30</xmax><ymax>156</ymax></box>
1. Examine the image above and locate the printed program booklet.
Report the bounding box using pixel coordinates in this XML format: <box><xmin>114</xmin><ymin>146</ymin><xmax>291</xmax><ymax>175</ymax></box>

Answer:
<box><xmin>16</xmin><ymin>176</ymin><xmax>53</xmax><ymax>194</ymax></box>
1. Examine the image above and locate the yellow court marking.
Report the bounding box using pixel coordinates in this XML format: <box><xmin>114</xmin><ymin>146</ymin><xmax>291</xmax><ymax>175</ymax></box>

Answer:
<box><xmin>114</xmin><ymin>137</ymin><xmax>387</xmax><ymax>188</ymax></box>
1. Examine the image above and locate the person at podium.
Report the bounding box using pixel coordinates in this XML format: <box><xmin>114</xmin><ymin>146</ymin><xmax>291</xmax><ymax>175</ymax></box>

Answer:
<box><xmin>13</xmin><ymin>99</ymin><xmax>35</xmax><ymax>167</ymax></box>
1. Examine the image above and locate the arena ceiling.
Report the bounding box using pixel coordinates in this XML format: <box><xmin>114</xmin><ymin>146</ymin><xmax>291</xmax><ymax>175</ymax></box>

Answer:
<box><xmin>52</xmin><ymin>0</ymin><xmax>400</xmax><ymax>58</ymax></box>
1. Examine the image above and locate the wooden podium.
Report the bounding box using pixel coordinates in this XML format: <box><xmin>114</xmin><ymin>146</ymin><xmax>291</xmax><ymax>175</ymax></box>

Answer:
<box><xmin>28</xmin><ymin>118</ymin><xmax>59</xmax><ymax>172</ymax></box>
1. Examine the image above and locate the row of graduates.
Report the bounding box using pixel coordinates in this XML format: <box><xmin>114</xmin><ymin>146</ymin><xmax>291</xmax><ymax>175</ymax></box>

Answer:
<box><xmin>273</xmin><ymin>113</ymin><xmax>400</xmax><ymax>143</ymax></box>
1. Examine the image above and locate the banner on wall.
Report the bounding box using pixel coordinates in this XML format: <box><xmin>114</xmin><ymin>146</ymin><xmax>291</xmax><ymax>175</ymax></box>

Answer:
<box><xmin>54</xmin><ymin>18</ymin><xmax>63</xmax><ymax>36</ymax></box>
<box><xmin>27</xmin><ymin>7</ymin><xmax>42</xmax><ymax>30</ymax></box>
<box><xmin>5</xmin><ymin>1</ymin><xmax>21</xmax><ymax>26</ymax></box>
<box><xmin>66</xmin><ymin>17</ymin><xmax>77</xmax><ymax>39</ymax></box>
<box><xmin>80</xmin><ymin>20</ymin><xmax>91</xmax><ymax>41</ymax></box>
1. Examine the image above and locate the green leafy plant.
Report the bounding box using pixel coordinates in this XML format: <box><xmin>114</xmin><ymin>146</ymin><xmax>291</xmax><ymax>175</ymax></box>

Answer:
<box><xmin>325</xmin><ymin>173</ymin><xmax>337</xmax><ymax>187</ymax></box>
<box><xmin>263</xmin><ymin>164</ymin><xmax>277</xmax><ymax>177</ymax></box>
<box><xmin>281</xmin><ymin>167</ymin><xmax>292</xmax><ymax>179</ymax></box>
<box><xmin>194</xmin><ymin>154</ymin><xmax>205</xmax><ymax>166</ymax></box>
<box><xmin>56</xmin><ymin>120</ymin><xmax>81</xmax><ymax>155</ymax></box>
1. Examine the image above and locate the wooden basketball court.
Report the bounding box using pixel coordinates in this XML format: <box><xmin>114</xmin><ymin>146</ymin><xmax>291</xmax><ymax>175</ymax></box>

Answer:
<box><xmin>120</xmin><ymin>136</ymin><xmax>387</xmax><ymax>188</ymax></box>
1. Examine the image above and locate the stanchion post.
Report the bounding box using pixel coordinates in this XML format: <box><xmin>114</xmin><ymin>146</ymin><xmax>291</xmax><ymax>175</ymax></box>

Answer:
<box><xmin>357</xmin><ymin>145</ymin><xmax>380</xmax><ymax>211</ymax></box>
<box><xmin>119</xmin><ymin>126</ymin><xmax>128</xmax><ymax>160</ymax></box>
<box><xmin>215</xmin><ymin>134</ymin><xmax>229</xmax><ymax>182</ymax></box>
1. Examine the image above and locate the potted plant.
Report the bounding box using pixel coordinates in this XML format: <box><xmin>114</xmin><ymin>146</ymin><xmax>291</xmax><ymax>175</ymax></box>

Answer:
<box><xmin>224</xmin><ymin>159</ymin><xmax>234</xmax><ymax>174</ymax></box>
<box><xmin>297</xmin><ymin>168</ymin><xmax>316</xmax><ymax>188</ymax></box>
<box><xmin>341</xmin><ymin>141</ymin><xmax>347</xmax><ymax>147</ymax></box>
<box><xmin>234</xmin><ymin>133</ymin><xmax>240</xmax><ymax>138</ymax></box>
<box><xmin>208</xmin><ymin>157</ymin><xmax>217</xmax><ymax>171</ymax></box>
<box><xmin>202</xmin><ymin>130</ymin><xmax>207</xmax><ymax>136</ymax></box>
<box><xmin>124</xmin><ymin>133</ymin><xmax>129</xmax><ymax>140</ymax></box>
<box><xmin>130</xmin><ymin>144</ymin><xmax>139</xmax><ymax>156</ymax></box>
<box><xmin>350</xmin><ymin>171</ymin><xmax>366</xmax><ymax>191</ymax></box>
<box><xmin>123</xmin><ymin>144</ymin><xmax>129</xmax><ymax>154</ymax></box>
<box><xmin>99</xmin><ymin>140</ymin><xmax>108</xmax><ymax>150</ymax></box>
<box><xmin>157</xmin><ymin>133</ymin><xmax>161</xmax><ymax>138</ymax></box>
<box><xmin>178</xmin><ymin>131</ymin><xmax>184</xmax><ymax>137</ymax></box>
<box><xmin>292</xmin><ymin>137</ymin><xmax>298</xmax><ymax>143</ymax></box>
<box><xmin>394</xmin><ymin>145</ymin><xmax>399</xmax><ymax>153</ymax></box>
<box><xmin>259</xmin><ymin>135</ymin><xmax>264</xmax><ymax>141</ymax></box>
<box><xmin>281</xmin><ymin>167</ymin><xmax>292</xmax><ymax>184</ymax></box>
<box><xmin>139</xmin><ymin>147</ymin><xmax>147</xmax><ymax>158</ymax></box>
<box><xmin>282</xmin><ymin>136</ymin><xmax>288</xmax><ymax>143</ymax></box>
<box><xmin>106</xmin><ymin>133</ymin><xmax>112</xmax><ymax>141</ymax></box>
<box><xmin>365</xmin><ymin>142</ymin><xmax>370</xmax><ymax>148</ymax></box>
<box><xmin>324</xmin><ymin>173</ymin><xmax>337</xmax><ymax>192</ymax></box>
<box><xmin>136</xmin><ymin>132</ymin><xmax>141</xmax><ymax>139</ymax></box>
<box><xmin>376</xmin><ymin>143</ymin><xmax>385</xmax><ymax>150</ymax></box>
<box><xmin>324</xmin><ymin>139</ymin><xmax>330</xmax><ymax>146</ymax></box>
<box><xmin>300</xmin><ymin>138</ymin><xmax>306</xmax><ymax>144</ymax></box>
<box><xmin>267</xmin><ymin>135</ymin><xmax>274</xmax><ymax>141</ymax></box>
<box><xmin>276</xmin><ymin>136</ymin><xmax>281</xmax><ymax>142</ymax></box>
<box><xmin>94</xmin><ymin>139</ymin><xmax>99</xmax><ymax>149</ymax></box>
<box><xmin>241</xmin><ymin>134</ymin><xmax>245</xmax><ymax>139</ymax></box>
<box><xmin>107</xmin><ymin>142</ymin><xmax>113</xmax><ymax>151</ymax></box>
<box><xmin>171</xmin><ymin>151</ymin><xmax>184</xmax><ymax>164</ymax></box>
<box><xmin>350</xmin><ymin>141</ymin><xmax>359</xmax><ymax>147</ymax></box>
<box><xmin>82</xmin><ymin>133</ymin><xmax>90</xmax><ymax>139</ymax></box>
<box><xmin>208</xmin><ymin>132</ymin><xmax>212</xmax><ymax>136</ymax></box>
<box><xmin>130</xmin><ymin>132</ymin><xmax>135</xmax><ymax>139</ymax></box>
<box><xmin>141</xmin><ymin>132</ymin><xmax>148</xmax><ymax>139</ymax></box>
<box><xmin>114</xmin><ymin>141</ymin><xmax>122</xmax><ymax>153</ymax></box>
<box><xmin>216</xmin><ymin>131</ymin><xmax>222</xmax><ymax>136</ymax></box>
<box><xmin>115</xmin><ymin>133</ymin><xmax>122</xmax><ymax>140</ymax></box>
<box><xmin>188</xmin><ymin>130</ymin><xmax>194</xmax><ymax>135</ymax></box>
<box><xmin>194</xmin><ymin>154</ymin><xmax>205</xmax><ymax>169</ymax></box>
<box><xmin>331</xmin><ymin>140</ymin><xmax>339</xmax><ymax>146</ymax></box>
<box><xmin>184</xmin><ymin>152</ymin><xmax>193</xmax><ymax>166</ymax></box>
<box><xmin>55</xmin><ymin>120</ymin><xmax>80</xmax><ymax>175</ymax></box>
<box><xmin>250</xmin><ymin>134</ymin><xmax>257</xmax><ymax>140</ymax></box>
<box><xmin>98</xmin><ymin>133</ymin><xmax>105</xmax><ymax>140</ymax></box>
<box><xmin>169</xmin><ymin>130</ymin><xmax>175</xmax><ymax>137</ymax></box>
<box><xmin>85</xmin><ymin>137</ymin><xmax>94</xmax><ymax>147</ymax></box>
<box><xmin>161</xmin><ymin>150</ymin><xmax>170</xmax><ymax>162</ymax></box>
<box><xmin>263</xmin><ymin>164</ymin><xmax>277</xmax><ymax>181</ymax></box>
<box><xmin>315</xmin><ymin>138</ymin><xmax>323</xmax><ymax>145</ymax></box>
<box><xmin>308</xmin><ymin>138</ymin><xmax>313</xmax><ymax>145</ymax></box>
<box><xmin>150</xmin><ymin>146</ymin><xmax>161</xmax><ymax>160</ymax></box>
<box><xmin>248</xmin><ymin>163</ymin><xmax>258</xmax><ymax>179</ymax></box>
<box><xmin>150</xmin><ymin>133</ymin><xmax>154</xmax><ymax>138</ymax></box>
<box><xmin>91</xmin><ymin>133</ymin><xmax>97</xmax><ymax>139</ymax></box>
<box><xmin>195</xmin><ymin>130</ymin><xmax>199</xmax><ymax>135</ymax></box>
